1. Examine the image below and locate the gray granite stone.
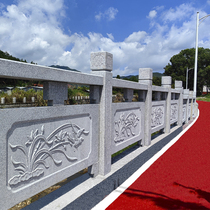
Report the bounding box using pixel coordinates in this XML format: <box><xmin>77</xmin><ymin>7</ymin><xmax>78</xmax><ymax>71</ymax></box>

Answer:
<box><xmin>91</xmin><ymin>52</ymin><xmax>113</xmax><ymax>176</ymax></box>
<box><xmin>139</xmin><ymin>68</ymin><xmax>152</xmax><ymax>146</ymax></box>
<box><xmin>175</xmin><ymin>80</ymin><xmax>183</xmax><ymax>126</ymax></box>
<box><xmin>0</xmin><ymin>51</ymin><xmax>198</xmax><ymax>210</ymax></box>
<box><xmin>0</xmin><ymin>105</ymin><xmax>99</xmax><ymax>210</ymax></box>
<box><xmin>161</xmin><ymin>76</ymin><xmax>171</xmax><ymax>86</ymax></box>
<box><xmin>43</xmin><ymin>81</ymin><xmax>68</xmax><ymax>106</ymax></box>
<box><xmin>90</xmin><ymin>52</ymin><xmax>113</xmax><ymax>71</ymax></box>
<box><xmin>161</xmin><ymin>76</ymin><xmax>172</xmax><ymax>133</ymax></box>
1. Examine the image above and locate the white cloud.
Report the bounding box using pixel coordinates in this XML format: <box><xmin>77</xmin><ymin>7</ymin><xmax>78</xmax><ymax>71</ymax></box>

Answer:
<box><xmin>95</xmin><ymin>7</ymin><xmax>118</xmax><ymax>21</ymax></box>
<box><xmin>147</xmin><ymin>10</ymin><xmax>157</xmax><ymax>19</ymax></box>
<box><xmin>107</xmin><ymin>33</ymin><xmax>114</xmax><ymax>40</ymax></box>
<box><xmin>95</xmin><ymin>12</ymin><xmax>102</xmax><ymax>21</ymax></box>
<box><xmin>0</xmin><ymin>1</ymin><xmax>210</xmax><ymax>76</ymax></box>
<box><xmin>208</xmin><ymin>0</ymin><xmax>210</xmax><ymax>6</ymax></box>
<box><xmin>105</xmin><ymin>7</ymin><xmax>118</xmax><ymax>21</ymax></box>
<box><xmin>162</xmin><ymin>3</ymin><xmax>195</xmax><ymax>22</ymax></box>
<box><xmin>0</xmin><ymin>0</ymin><xmax>70</xmax><ymax>64</ymax></box>
<box><xmin>124</xmin><ymin>31</ymin><xmax>147</xmax><ymax>43</ymax></box>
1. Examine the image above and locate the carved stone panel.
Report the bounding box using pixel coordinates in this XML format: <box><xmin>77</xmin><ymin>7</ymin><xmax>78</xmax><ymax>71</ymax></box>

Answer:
<box><xmin>0</xmin><ymin>96</ymin><xmax>99</xmax><ymax>210</ymax></box>
<box><xmin>170</xmin><ymin>103</ymin><xmax>178</xmax><ymax>123</ymax></box>
<box><xmin>114</xmin><ymin>111</ymin><xmax>140</xmax><ymax>144</ymax></box>
<box><xmin>188</xmin><ymin>104</ymin><xmax>191</xmax><ymax>118</ymax></box>
<box><xmin>112</xmin><ymin>102</ymin><xmax>144</xmax><ymax>154</ymax></box>
<box><xmin>183</xmin><ymin>104</ymin><xmax>186</xmax><ymax>122</ymax></box>
<box><xmin>151</xmin><ymin>105</ymin><xmax>164</xmax><ymax>129</ymax></box>
<box><xmin>7</xmin><ymin>116</ymin><xmax>91</xmax><ymax>192</ymax></box>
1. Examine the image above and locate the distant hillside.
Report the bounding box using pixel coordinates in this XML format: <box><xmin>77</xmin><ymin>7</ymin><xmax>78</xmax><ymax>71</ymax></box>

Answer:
<box><xmin>153</xmin><ymin>72</ymin><xmax>163</xmax><ymax>78</ymax></box>
<box><xmin>119</xmin><ymin>72</ymin><xmax>163</xmax><ymax>80</ymax></box>
<box><xmin>49</xmin><ymin>65</ymin><xmax>80</xmax><ymax>72</ymax></box>
<box><xmin>0</xmin><ymin>50</ymin><xmax>27</xmax><ymax>62</ymax></box>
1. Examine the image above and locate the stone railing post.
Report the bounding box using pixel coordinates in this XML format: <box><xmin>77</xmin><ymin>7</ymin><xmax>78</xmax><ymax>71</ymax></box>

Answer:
<box><xmin>175</xmin><ymin>80</ymin><xmax>183</xmax><ymax>126</ymax></box>
<box><xmin>43</xmin><ymin>82</ymin><xmax>68</xmax><ymax>106</ymax></box>
<box><xmin>139</xmin><ymin>68</ymin><xmax>152</xmax><ymax>146</ymax></box>
<box><xmin>183</xmin><ymin>89</ymin><xmax>189</xmax><ymax>124</ymax></box>
<box><xmin>193</xmin><ymin>92</ymin><xmax>198</xmax><ymax>118</ymax></box>
<box><xmin>161</xmin><ymin>76</ymin><xmax>171</xmax><ymax>133</ymax></box>
<box><xmin>90</xmin><ymin>52</ymin><xmax>113</xmax><ymax>176</ymax></box>
<box><xmin>189</xmin><ymin>91</ymin><xmax>194</xmax><ymax>120</ymax></box>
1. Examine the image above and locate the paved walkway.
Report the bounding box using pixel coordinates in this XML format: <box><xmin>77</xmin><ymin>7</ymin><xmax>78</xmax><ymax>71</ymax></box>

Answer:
<box><xmin>93</xmin><ymin>101</ymin><xmax>210</xmax><ymax>210</ymax></box>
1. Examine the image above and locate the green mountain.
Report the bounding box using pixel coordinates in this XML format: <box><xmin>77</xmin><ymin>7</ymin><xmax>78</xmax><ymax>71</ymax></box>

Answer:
<box><xmin>119</xmin><ymin>72</ymin><xmax>163</xmax><ymax>80</ymax></box>
<box><xmin>0</xmin><ymin>50</ymin><xmax>27</xmax><ymax>62</ymax></box>
<box><xmin>49</xmin><ymin>65</ymin><xmax>80</xmax><ymax>72</ymax></box>
<box><xmin>153</xmin><ymin>72</ymin><xmax>163</xmax><ymax>78</ymax></box>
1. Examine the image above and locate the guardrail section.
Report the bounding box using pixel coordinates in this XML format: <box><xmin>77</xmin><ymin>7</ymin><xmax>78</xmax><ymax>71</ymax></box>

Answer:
<box><xmin>112</xmin><ymin>102</ymin><xmax>144</xmax><ymax>154</ymax></box>
<box><xmin>0</xmin><ymin>104</ymin><xmax>99</xmax><ymax>209</ymax></box>
<box><xmin>151</xmin><ymin>101</ymin><xmax>166</xmax><ymax>133</ymax></box>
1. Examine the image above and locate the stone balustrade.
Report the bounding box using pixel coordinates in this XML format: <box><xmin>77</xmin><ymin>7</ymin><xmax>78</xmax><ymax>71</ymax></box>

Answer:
<box><xmin>0</xmin><ymin>52</ymin><xmax>197</xmax><ymax>210</ymax></box>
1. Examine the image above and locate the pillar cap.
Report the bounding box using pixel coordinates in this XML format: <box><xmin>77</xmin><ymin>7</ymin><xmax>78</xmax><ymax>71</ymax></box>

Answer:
<box><xmin>175</xmin><ymin>80</ymin><xmax>182</xmax><ymax>88</ymax></box>
<box><xmin>138</xmin><ymin>68</ymin><xmax>153</xmax><ymax>80</ymax></box>
<box><xmin>90</xmin><ymin>52</ymin><xmax>113</xmax><ymax>71</ymax></box>
<box><xmin>183</xmin><ymin>89</ymin><xmax>189</xmax><ymax>95</ymax></box>
<box><xmin>161</xmin><ymin>76</ymin><xmax>171</xmax><ymax>85</ymax></box>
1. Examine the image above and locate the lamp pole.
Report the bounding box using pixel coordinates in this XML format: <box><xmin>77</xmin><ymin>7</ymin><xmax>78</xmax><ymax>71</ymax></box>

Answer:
<box><xmin>194</xmin><ymin>12</ymin><xmax>199</xmax><ymax>96</ymax></box>
<box><xmin>186</xmin><ymin>67</ymin><xmax>193</xmax><ymax>89</ymax></box>
<box><xmin>194</xmin><ymin>12</ymin><xmax>210</xmax><ymax>96</ymax></box>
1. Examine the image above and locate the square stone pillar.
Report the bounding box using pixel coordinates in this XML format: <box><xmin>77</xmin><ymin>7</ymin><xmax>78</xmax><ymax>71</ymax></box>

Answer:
<box><xmin>189</xmin><ymin>91</ymin><xmax>194</xmax><ymax>120</ymax></box>
<box><xmin>90</xmin><ymin>52</ymin><xmax>113</xmax><ymax>176</ymax></box>
<box><xmin>183</xmin><ymin>89</ymin><xmax>189</xmax><ymax>124</ymax></box>
<box><xmin>193</xmin><ymin>92</ymin><xmax>198</xmax><ymax>118</ymax></box>
<box><xmin>43</xmin><ymin>81</ymin><xmax>68</xmax><ymax>106</ymax></box>
<box><xmin>175</xmin><ymin>80</ymin><xmax>183</xmax><ymax>126</ymax></box>
<box><xmin>139</xmin><ymin>68</ymin><xmax>153</xmax><ymax>146</ymax></box>
<box><xmin>161</xmin><ymin>76</ymin><xmax>171</xmax><ymax>133</ymax></box>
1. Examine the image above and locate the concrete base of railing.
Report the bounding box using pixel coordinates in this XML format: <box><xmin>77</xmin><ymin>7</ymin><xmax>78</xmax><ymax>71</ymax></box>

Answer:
<box><xmin>23</xmin><ymin>125</ymin><xmax>182</xmax><ymax>210</ymax></box>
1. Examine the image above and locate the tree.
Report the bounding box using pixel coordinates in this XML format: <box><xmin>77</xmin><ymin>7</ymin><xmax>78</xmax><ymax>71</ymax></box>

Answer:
<box><xmin>164</xmin><ymin>48</ymin><xmax>210</xmax><ymax>95</ymax></box>
<box><xmin>153</xmin><ymin>76</ymin><xmax>161</xmax><ymax>86</ymax></box>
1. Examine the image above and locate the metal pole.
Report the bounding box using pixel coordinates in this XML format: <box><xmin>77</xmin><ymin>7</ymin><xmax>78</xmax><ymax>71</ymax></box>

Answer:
<box><xmin>194</xmin><ymin>12</ymin><xmax>199</xmax><ymax>96</ymax></box>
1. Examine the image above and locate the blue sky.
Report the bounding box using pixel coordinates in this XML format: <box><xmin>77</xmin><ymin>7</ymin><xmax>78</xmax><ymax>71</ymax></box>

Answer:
<box><xmin>0</xmin><ymin>0</ymin><xmax>210</xmax><ymax>75</ymax></box>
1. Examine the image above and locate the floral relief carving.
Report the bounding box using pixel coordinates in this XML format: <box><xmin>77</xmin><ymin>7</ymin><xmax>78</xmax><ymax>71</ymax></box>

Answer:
<box><xmin>188</xmin><ymin>105</ymin><xmax>191</xmax><ymax>117</ymax></box>
<box><xmin>151</xmin><ymin>106</ymin><xmax>164</xmax><ymax>128</ymax></box>
<box><xmin>171</xmin><ymin>104</ymin><xmax>178</xmax><ymax>121</ymax></box>
<box><xmin>114</xmin><ymin>112</ymin><xmax>140</xmax><ymax>143</ymax></box>
<box><xmin>183</xmin><ymin>106</ymin><xmax>186</xmax><ymax>121</ymax></box>
<box><xmin>9</xmin><ymin>123</ymin><xmax>89</xmax><ymax>187</ymax></box>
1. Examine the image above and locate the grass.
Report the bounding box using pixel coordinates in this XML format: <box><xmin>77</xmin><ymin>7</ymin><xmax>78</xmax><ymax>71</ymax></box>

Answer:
<box><xmin>196</xmin><ymin>94</ymin><xmax>210</xmax><ymax>102</ymax></box>
<box><xmin>0</xmin><ymin>88</ymin><xmax>47</xmax><ymax>106</ymax></box>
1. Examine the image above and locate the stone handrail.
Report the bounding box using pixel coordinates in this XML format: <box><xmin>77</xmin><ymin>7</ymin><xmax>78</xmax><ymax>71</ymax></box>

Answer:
<box><xmin>0</xmin><ymin>52</ymin><xmax>197</xmax><ymax>210</ymax></box>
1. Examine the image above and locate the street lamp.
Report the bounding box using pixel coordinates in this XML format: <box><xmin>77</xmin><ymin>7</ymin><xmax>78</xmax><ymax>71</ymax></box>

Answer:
<box><xmin>186</xmin><ymin>67</ymin><xmax>193</xmax><ymax>89</ymax></box>
<box><xmin>194</xmin><ymin>12</ymin><xmax>210</xmax><ymax>96</ymax></box>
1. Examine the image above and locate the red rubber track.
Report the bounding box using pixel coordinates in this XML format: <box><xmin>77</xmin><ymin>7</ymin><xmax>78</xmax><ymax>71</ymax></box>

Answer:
<box><xmin>107</xmin><ymin>101</ymin><xmax>210</xmax><ymax>210</ymax></box>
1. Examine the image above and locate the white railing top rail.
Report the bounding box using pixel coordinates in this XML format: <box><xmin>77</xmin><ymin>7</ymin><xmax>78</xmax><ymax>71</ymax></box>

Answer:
<box><xmin>112</xmin><ymin>78</ymin><xmax>148</xmax><ymax>90</ymax></box>
<box><xmin>171</xmin><ymin>89</ymin><xmax>181</xmax><ymax>94</ymax></box>
<box><xmin>0</xmin><ymin>58</ymin><xmax>103</xmax><ymax>86</ymax></box>
<box><xmin>152</xmin><ymin>85</ymin><xmax>168</xmax><ymax>92</ymax></box>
